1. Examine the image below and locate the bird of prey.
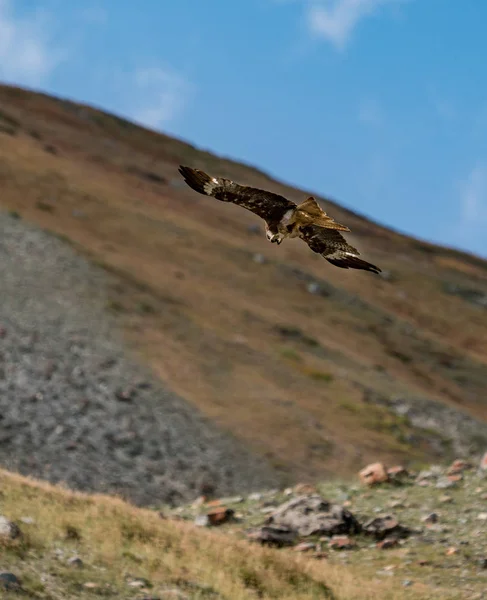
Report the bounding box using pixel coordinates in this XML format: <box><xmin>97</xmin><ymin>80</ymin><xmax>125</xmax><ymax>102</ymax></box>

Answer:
<box><xmin>178</xmin><ymin>165</ymin><xmax>381</xmax><ymax>274</ymax></box>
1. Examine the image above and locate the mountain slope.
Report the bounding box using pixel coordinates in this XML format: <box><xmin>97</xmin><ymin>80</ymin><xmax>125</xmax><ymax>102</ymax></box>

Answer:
<box><xmin>1</xmin><ymin>83</ymin><xmax>487</xmax><ymax>487</ymax></box>
<box><xmin>1</xmin><ymin>468</ymin><xmax>455</xmax><ymax>600</ymax></box>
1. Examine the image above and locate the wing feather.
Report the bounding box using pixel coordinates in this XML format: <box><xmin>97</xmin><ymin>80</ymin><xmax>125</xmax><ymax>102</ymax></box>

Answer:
<box><xmin>299</xmin><ymin>224</ymin><xmax>381</xmax><ymax>274</ymax></box>
<box><xmin>178</xmin><ymin>165</ymin><xmax>295</xmax><ymax>222</ymax></box>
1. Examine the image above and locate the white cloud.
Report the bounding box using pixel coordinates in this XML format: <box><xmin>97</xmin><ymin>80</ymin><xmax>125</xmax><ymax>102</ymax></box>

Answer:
<box><xmin>130</xmin><ymin>67</ymin><xmax>191</xmax><ymax>130</ymax></box>
<box><xmin>0</xmin><ymin>0</ymin><xmax>63</xmax><ymax>86</ymax></box>
<box><xmin>305</xmin><ymin>0</ymin><xmax>406</xmax><ymax>50</ymax></box>
<box><xmin>460</xmin><ymin>165</ymin><xmax>487</xmax><ymax>226</ymax></box>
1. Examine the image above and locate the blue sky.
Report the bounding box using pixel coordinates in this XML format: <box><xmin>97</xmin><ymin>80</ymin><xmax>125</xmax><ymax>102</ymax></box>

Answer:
<box><xmin>1</xmin><ymin>1</ymin><xmax>487</xmax><ymax>258</ymax></box>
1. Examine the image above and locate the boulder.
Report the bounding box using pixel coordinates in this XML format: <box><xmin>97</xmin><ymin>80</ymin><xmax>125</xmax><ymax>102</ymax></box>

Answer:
<box><xmin>362</xmin><ymin>515</ymin><xmax>412</xmax><ymax>540</ymax></box>
<box><xmin>0</xmin><ymin>516</ymin><xmax>22</xmax><ymax>540</ymax></box>
<box><xmin>359</xmin><ymin>463</ymin><xmax>389</xmax><ymax>485</ymax></box>
<box><xmin>247</xmin><ymin>525</ymin><xmax>298</xmax><ymax>547</ymax></box>
<box><xmin>265</xmin><ymin>495</ymin><xmax>361</xmax><ymax>537</ymax></box>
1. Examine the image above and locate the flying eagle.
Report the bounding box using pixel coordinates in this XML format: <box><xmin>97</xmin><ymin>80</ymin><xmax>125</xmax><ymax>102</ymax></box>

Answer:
<box><xmin>178</xmin><ymin>165</ymin><xmax>381</xmax><ymax>274</ymax></box>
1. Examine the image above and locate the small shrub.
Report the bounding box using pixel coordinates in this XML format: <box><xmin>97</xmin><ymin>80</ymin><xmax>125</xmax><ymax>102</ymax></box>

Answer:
<box><xmin>64</xmin><ymin>524</ymin><xmax>81</xmax><ymax>541</ymax></box>
<box><xmin>389</xmin><ymin>350</ymin><xmax>412</xmax><ymax>363</ymax></box>
<box><xmin>35</xmin><ymin>200</ymin><xmax>55</xmax><ymax>213</ymax></box>
<box><xmin>339</xmin><ymin>401</ymin><xmax>360</xmax><ymax>413</ymax></box>
<box><xmin>279</xmin><ymin>347</ymin><xmax>302</xmax><ymax>362</ymax></box>
<box><xmin>308</xmin><ymin>370</ymin><xmax>334</xmax><ymax>382</ymax></box>
<box><xmin>138</xmin><ymin>302</ymin><xmax>156</xmax><ymax>315</ymax></box>
<box><xmin>239</xmin><ymin>566</ymin><xmax>265</xmax><ymax>596</ymax></box>
<box><xmin>120</xmin><ymin>520</ymin><xmax>155</xmax><ymax>543</ymax></box>
<box><xmin>107</xmin><ymin>300</ymin><xmax>124</xmax><ymax>313</ymax></box>
<box><xmin>0</xmin><ymin>109</ymin><xmax>20</xmax><ymax>128</ymax></box>
<box><xmin>0</xmin><ymin>124</ymin><xmax>16</xmax><ymax>136</ymax></box>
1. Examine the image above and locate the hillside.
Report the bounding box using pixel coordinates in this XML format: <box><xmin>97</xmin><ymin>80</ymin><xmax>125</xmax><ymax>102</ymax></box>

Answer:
<box><xmin>0</xmin><ymin>467</ymin><xmax>465</xmax><ymax>600</ymax></box>
<box><xmin>1</xmin><ymin>83</ymin><xmax>487</xmax><ymax>493</ymax></box>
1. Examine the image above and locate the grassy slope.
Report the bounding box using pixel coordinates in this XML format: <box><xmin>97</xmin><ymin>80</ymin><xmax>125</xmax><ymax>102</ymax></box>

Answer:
<box><xmin>1</xmin><ymin>84</ymin><xmax>487</xmax><ymax>482</ymax></box>
<box><xmin>168</xmin><ymin>466</ymin><xmax>487</xmax><ymax>600</ymax></box>
<box><xmin>0</xmin><ymin>468</ymin><xmax>457</xmax><ymax>600</ymax></box>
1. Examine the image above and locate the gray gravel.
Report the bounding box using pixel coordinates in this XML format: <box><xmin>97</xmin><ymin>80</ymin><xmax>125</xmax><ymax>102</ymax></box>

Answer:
<box><xmin>0</xmin><ymin>212</ymin><xmax>280</xmax><ymax>506</ymax></box>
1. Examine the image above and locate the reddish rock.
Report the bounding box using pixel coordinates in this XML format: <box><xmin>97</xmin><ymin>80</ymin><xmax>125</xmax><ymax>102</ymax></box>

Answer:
<box><xmin>294</xmin><ymin>542</ymin><xmax>316</xmax><ymax>552</ymax></box>
<box><xmin>294</xmin><ymin>483</ymin><xmax>318</xmax><ymax>495</ymax></box>
<box><xmin>446</xmin><ymin>547</ymin><xmax>459</xmax><ymax>556</ymax></box>
<box><xmin>206</xmin><ymin>499</ymin><xmax>223</xmax><ymax>508</ymax></box>
<box><xmin>329</xmin><ymin>535</ymin><xmax>356</xmax><ymax>550</ymax></box>
<box><xmin>447</xmin><ymin>459</ymin><xmax>472</xmax><ymax>475</ymax></box>
<box><xmin>387</xmin><ymin>466</ymin><xmax>410</xmax><ymax>482</ymax></box>
<box><xmin>436</xmin><ymin>476</ymin><xmax>458</xmax><ymax>489</ymax></box>
<box><xmin>359</xmin><ymin>463</ymin><xmax>389</xmax><ymax>486</ymax></box>
<box><xmin>207</xmin><ymin>507</ymin><xmax>234</xmax><ymax>526</ymax></box>
<box><xmin>377</xmin><ymin>537</ymin><xmax>400</xmax><ymax>550</ymax></box>
<box><xmin>312</xmin><ymin>551</ymin><xmax>329</xmax><ymax>560</ymax></box>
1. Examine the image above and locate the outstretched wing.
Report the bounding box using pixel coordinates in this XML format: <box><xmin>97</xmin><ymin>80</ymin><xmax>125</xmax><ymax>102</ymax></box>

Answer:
<box><xmin>299</xmin><ymin>224</ymin><xmax>381</xmax><ymax>274</ymax></box>
<box><xmin>178</xmin><ymin>165</ymin><xmax>295</xmax><ymax>223</ymax></box>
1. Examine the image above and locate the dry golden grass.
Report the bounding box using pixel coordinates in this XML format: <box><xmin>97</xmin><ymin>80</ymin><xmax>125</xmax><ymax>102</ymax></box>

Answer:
<box><xmin>0</xmin><ymin>468</ymin><xmax>461</xmax><ymax>599</ymax></box>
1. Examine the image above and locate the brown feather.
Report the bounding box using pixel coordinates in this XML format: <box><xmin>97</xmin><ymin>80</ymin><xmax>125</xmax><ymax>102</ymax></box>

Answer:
<box><xmin>296</xmin><ymin>197</ymin><xmax>350</xmax><ymax>231</ymax></box>
<box><xmin>178</xmin><ymin>165</ymin><xmax>295</xmax><ymax>223</ymax></box>
<box><xmin>299</xmin><ymin>224</ymin><xmax>381</xmax><ymax>274</ymax></box>
<box><xmin>296</xmin><ymin>196</ymin><xmax>322</xmax><ymax>216</ymax></box>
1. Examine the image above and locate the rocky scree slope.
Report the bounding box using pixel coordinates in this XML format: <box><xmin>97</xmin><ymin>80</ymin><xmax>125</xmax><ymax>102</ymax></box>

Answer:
<box><xmin>0</xmin><ymin>213</ymin><xmax>280</xmax><ymax>506</ymax></box>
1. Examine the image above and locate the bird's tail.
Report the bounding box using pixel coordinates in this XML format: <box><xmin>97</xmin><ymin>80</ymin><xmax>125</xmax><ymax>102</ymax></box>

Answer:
<box><xmin>297</xmin><ymin>197</ymin><xmax>350</xmax><ymax>231</ymax></box>
<box><xmin>326</xmin><ymin>254</ymin><xmax>381</xmax><ymax>274</ymax></box>
<box><xmin>178</xmin><ymin>165</ymin><xmax>217</xmax><ymax>196</ymax></box>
